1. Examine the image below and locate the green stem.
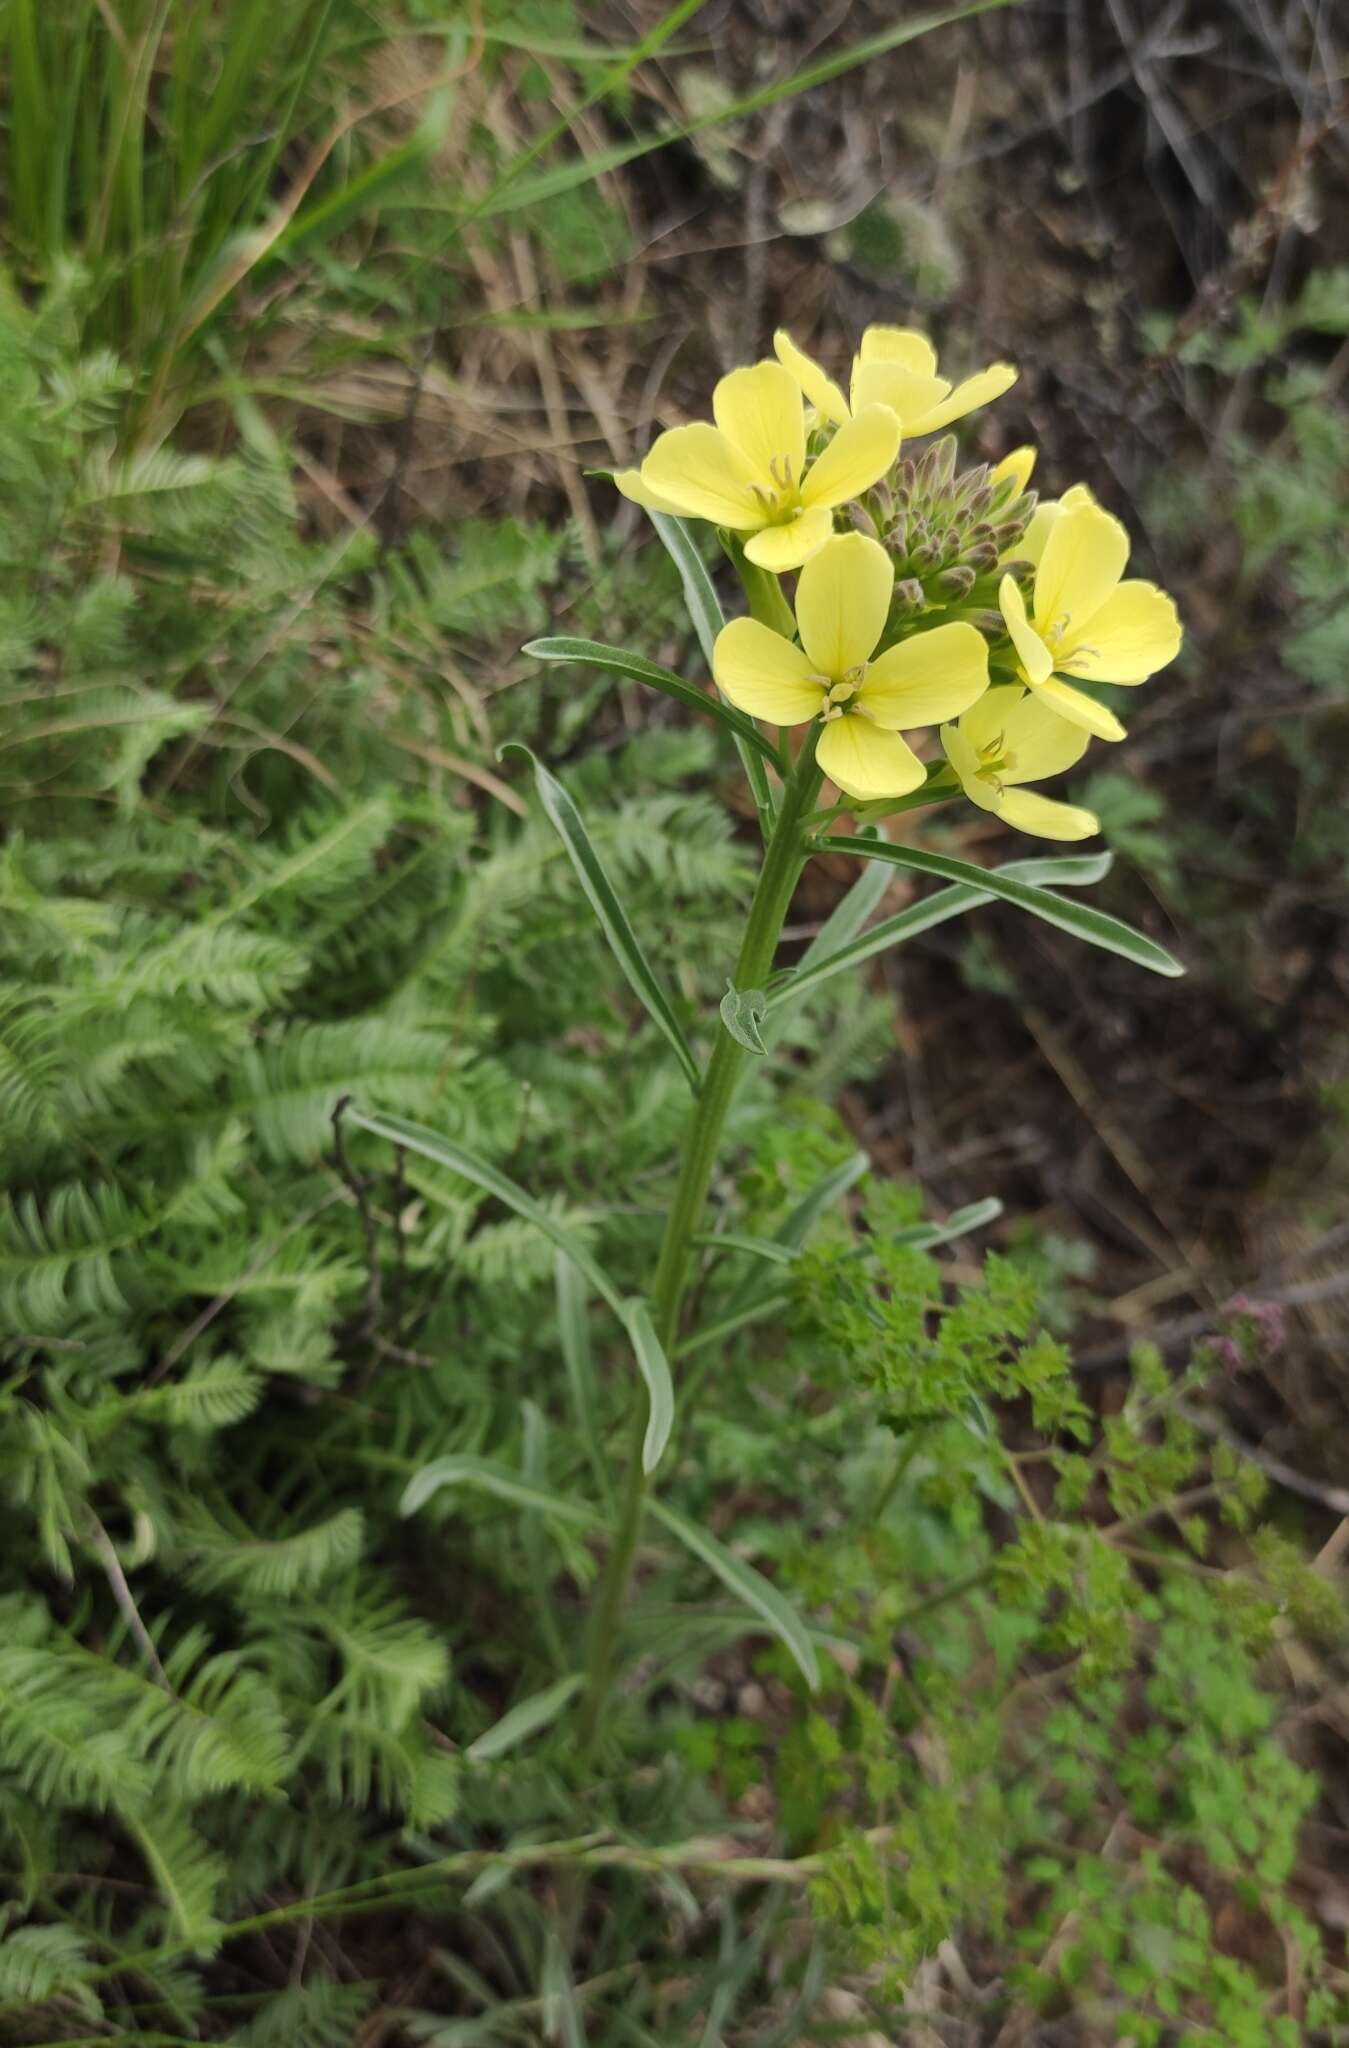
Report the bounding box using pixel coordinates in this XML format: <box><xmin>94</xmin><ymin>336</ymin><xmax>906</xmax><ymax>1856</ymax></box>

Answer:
<box><xmin>575</xmin><ymin>735</ymin><xmax>822</xmax><ymax>1756</ymax></box>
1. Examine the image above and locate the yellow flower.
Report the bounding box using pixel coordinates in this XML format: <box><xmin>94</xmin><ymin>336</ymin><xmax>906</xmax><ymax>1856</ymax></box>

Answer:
<box><xmin>942</xmin><ymin>686</ymin><xmax>1098</xmax><ymax>841</ymax></box>
<box><xmin>991</xmin><ymin>445</ymin><xmax>1036</xmax><ymax>497</ymax></box>
<box><xmin>1012</xmin><ymin>479</ymin><xmax>1093</xmax><ymax>565</ymax></box>
<box><xmin>774</xmin><ymin>324</ymin><xmax>1016</xmax><ymax>439</ymax></box>
<box><xmin>616</xmin><ymin>360</ymin><xmax>899</xmax><ymax>572</ymax></box>
<box><xmin>997</xmin><ymin>498</ymin><xmax>1182</xmax><ymax>741</ymax></box>
<box><xmin>712</xmin><ymin>532</ymin><xmax>989</xmax><ymax>800</ymax></box>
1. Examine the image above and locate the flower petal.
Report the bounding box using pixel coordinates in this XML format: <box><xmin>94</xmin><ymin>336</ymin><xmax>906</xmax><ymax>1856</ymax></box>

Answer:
<box><xmin>742</xmin><ymin>506</ymin><xmax>835</xmax><ymax>571</ymax></box>
<box><xmin>941</xmin><ymin>721</ymin><xmax>1001</xmax><ymax>813</ymax></box>
<box><xmin>849</xmin><ymin>359</ymin><xmax>948</xmax><ymax>424</ymax></box>
<box><xmin>1012</xmin><ymin>487</ymin><xmax>1096</xmax><ymax>567</ymax></box>
<box><xmin>958</xmin><ymin>684</ymin><xmax>1029</xmax><ymax>757</ymax></box>
<box><xmin>862</xmin><ymin>621</ymin><xmax>990</xmax><ymax>729</ymax></box>
<box><xmin>995</xmin><ymin>788</ymin><xmax>1100</xmax><ymax>841</ymax></box>
<box><xmin>906</xmin><ymin>362</ymin><xmax>1018</xmax><ymax>435</ymax></box>
<box><xmin>1058</xmin><ymin>579</ymin><xmax>1182</xmax><ymax>685</ymax></box>
<box><xmin>613</xmin><ymin>467</ymin><xmax>689</xmax><ymax>517</ymax></box>
<box><xmin>992</xmin><ymin>446</ymin><xmax>1036</xmax><ymax>496</ymax></box>
<box><xmin>713</xmin><ymin>360</ymin><xmax>805</xmax><ymax>482</ymax></box>
<box><xmin>858</xmin><ymin>325</ymin><xmax>939</xmax><ymax>377</ymax></box>
<box><xmin>998</xmin><ymin>692</ymin><xmax>1091</xmax><ymax>782</ymax></box>
<box><xmin>773</xmin><ymin>329</ymin><xmax>850</xmax><ymax>427</ymax></box>
<box><xmin>712</xmin><ymin>618</ymin><xmax>823</xmax><ymax>724</ymax></box>
<box><xmin>1033</xmin><ymin>499</ymin><xmax>1128</xmax><ymax>639</ymax></box>
<box><xmin>1026</xmin><ymin>673</ymin><xmax>1126</xmax><ymax>741</ymax></box>
<box><xmin>794</xmin><ymin>532</ymin><xmax>893</xmax><ymax>677</ymax></box>
<box><xmin>817</xmin><ymin>715</ymin><xmax>926</xmax><ymax>800</ymax></box>
<box><xmin>641</xmin><ymin>423</ymin><xmax>764</xmax><ymax>530</ymax></box>
<box><xmin>799</xmin><ymin>405</ymin><xmax>900</xmax><ymax>508</ymax></box>
<box><xmin>999</xmin><ymin>572</ymin><xmax>1053</xmax><ymax>686</ymax></box>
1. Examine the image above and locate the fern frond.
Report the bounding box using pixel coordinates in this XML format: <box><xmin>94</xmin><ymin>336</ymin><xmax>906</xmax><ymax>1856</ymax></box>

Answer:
<box><xmin>133</xmin><ymin>1356</ymin><xmax>264</xmax><ymax>1431</ymax></box>
<box><xmin>182</xmin><ymin>1507</ymin><xmax>365</xmax><ymax>1598</ymax></box>
<box><xmin>228</xmin><ymin>797</ymin><xmax>397</xmax><ymax>923</ymax></box>
<box><xmin>0</xmin><ymin>1646</ymin><xmax>150</xmax><ymax>1809</ymax></box>
<box><xmin>232</xmin><ymin>1980</ymin><xmax>377</xmax><ymax>2046</ymax></box>
<box><xmin>241</xmin><ymin>1019</ymin><xmax>464</xmax><ymax>1163</ymax></box>
<box><xmin>0</xmin><ymin>1920</ymin><xmax>97</xmax><ymax>2015</ymax></box>
<box><xmin>90</xmin><ymin>917</ymin><xmax>308</xmax><ymax>1007</ymax></box>
<box><xmin>126</xmin><ymin>1809</ymin><xmax>225</xmax><ymax>1947</ymax></box>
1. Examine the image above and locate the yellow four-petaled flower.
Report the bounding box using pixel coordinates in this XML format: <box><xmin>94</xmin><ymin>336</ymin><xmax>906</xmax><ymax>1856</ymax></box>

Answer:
<box><xmin>774</xmin><ymin>324</ymin><xmax>1017</xmax><ymax>438</ymax></box>
<box><xmin>942</xmin><ymin>687</ymin><xmax>1099</xmax><ymax>842</ymax></box>
<box><xmin>616</xmin><ymin>360</ymin><xmax>899</xmax><ymax>572</ymax></box>
<box><xmin>998</xmin><ymin>496</ymin><xmax>1182</xmax><ymax>740</ymax></box>
<box><xmin>713</xmin><ymin>533</ymin><xmax>990</xmax><ymax>800</ymax></box>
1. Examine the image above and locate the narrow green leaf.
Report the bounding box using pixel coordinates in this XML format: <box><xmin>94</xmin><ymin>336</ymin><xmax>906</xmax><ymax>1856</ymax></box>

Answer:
<box><xmin>777</xmin><ymin>1151</ymin><xmax>871</xmax><ymax>1250</ymax></box>
<box><xmin>467</xmin><ymin>1</ymin><xmax>1014</xmax><ymax>221</ymax></box>
<box><xmin>719</xmin><ymin>983</ymin><xmax>769</xmax><ymax>1055</ymax></box>
<box><xmin>650</xmin><ymin>1500</ymin><xmax>820</xmax><ymax>1689</ymax></box>
<box><xmin>555</xmin><ymin>1252</ymin><xmax>612</xmax><ymax>1508</ymax></box>
<box><xmin>343</xmin><ymin>1103</ymin><xmax>626</xmax><ymax>1319</ymax></box>
<box><xmin>815</xmin><ymin>839</ymin><xmax>1184</xmax><ymax>978</ymax></box>
<box><xmin>675</xmin><ymin>1295</ymin><xmax>791</xmax><ymax>1360</ymax></box>
<box><xmin>768</xmin><ymin>852</ymin><xmax>1117</xmax><ymax>1011</ymax></box>
<box><xmin>499</xmin><ymin>745</ymin><xmax>701</xmax><ymax>1093</ymax></box>
<box><xmin>269</xmin><ymin>93</ymin><xmax>453</xmax><ymax>263</ymax></box>
<box><xmin>522</xmin><ymin>638</ymin><xmax>784</xmax><ymax>768</ymax></box>
<box><xmin>719</xmin><ymin>1148</ymin><xmax>869</xmax><ymax>1325</ymax></box>
<box><xmin>400</xmin><ymin>1455</ymin><xmax>604</xmax><ymax>1527</ymax></box>
<box><xmin>646</xmin><ymin>510</ymin><xmax>777</xmax><ymax>844</ymax></box>
<box><xmin>624</xmin><ymin>1299</ymin><xmax>675</xmax><ymax>1475</ymax></box>
<box><xmin>690</xmin><ymin>1232</ymin><xmax>799</xmax><ymax>1266</ymax></box>
<box><xmin>892</xmin><ymin>1196</ymin><xmax>1003</xmax><ymax>1250</ymax></box>
<box><xmin>467</xmin><ymin>1674</ymin><xmax>584</xmax><ymax>1762</ymax></box>
<box><xmin>521</xmin><ymin>1399</ymin><xmax>566</xmax><ymax>1669</ymax></box>
<box><xmin>647</xmin><ymin>512</ymin><xmax>721</xmax><ymax>669</ymax></box>
<box><xmin>798</xmin><ymin>833</ymin><xmax>893</xmax><ymax>966</ymax></box>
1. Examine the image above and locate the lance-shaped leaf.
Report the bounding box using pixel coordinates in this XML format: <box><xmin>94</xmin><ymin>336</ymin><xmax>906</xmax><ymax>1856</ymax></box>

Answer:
<box><xmin>467</xmin><ymin>1674</ymin><xmax>585</xmax><ymax>1763</ymax></box>
<box><xmin>691</xmin><ymin>1231</ymin><xmax>799</xmax><ymax>1266</ymax></box>
<box><xmin>646</xmin><ymin>508</ymin><xmax>777</xmax><ymax>844</ymax></box>
<box><xmin>522</xmin><ymin>638</ymin><xmax>784</xmax><ymax>770</ymax></box>
<box><xmin>891</xmin><ymin>1196</ymin><xmax>1003</xmax><ymax>1250</ymax></box>
<box><xmin>815</xmin><ymin>839</ymin><xmax>1183</xmax><ymax>978</ymax></box>
<box><xmin>768</xmin><ymin>852</ymin><xmax>1117</xmax><ymax>1011</ymax></box>
<box><xmin>556</xmin><ymin>1252</ymin><xmax>612</xmax><ymax>1507</ymax></box>
<box><xmin>400</xmin><ymin>1454</ymin><xmax>606</xmax><ymax>1526</ymax></box>
<box><xmin>500</xmin><ymin>745</ymin><xmax>701</xmax><ymax>1092</ymax></box>
<box><xmin>343</xmin><ymin>1103</ymin><xmax>626</xmax><ymax>1319</ymax></box>
<box><xmin>650</xmin><ymin>1499</ymin><xmax>820</xmax><ymax>1690</ymax></box>
<box><xmin>623</xmin><ymin>1298</ymin><xmax>675</xmax><ymax>1475</ymax></box>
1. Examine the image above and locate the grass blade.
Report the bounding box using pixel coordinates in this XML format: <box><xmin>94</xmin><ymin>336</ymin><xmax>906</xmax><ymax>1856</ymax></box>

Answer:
<box><xmin>343</xmin><ymin>1103</ymin><xmax>626</xmax><ymax>1318</ymax></box>
<box><xmin>500</xmin><ymin>744</ymin><xmax>701</xmax><ymax>1093</ymax></box>
<box><xmin>690</xmin><ymin>1232</ymin><xmax>799</xmax><ymax>1266</ymax></box>
<box><xmin>523</xmin><ymin>638</ymin><xmax>784</xmax><ymax>769</ymax></box>
<box><xmin>556</xmin><ymin>1252</ymin><xmax>612</xmax><ymax>1508</ymax></box>
<box><xmin>467</xmin><ymin>1674</ymin><xmax>585</xmax><ymax>1763</ymax></box>
<box><xmin>650</xmin><ymin>1500</ymin><xmax>820</xmax><ymax>1690</ymax></box>
<box><xmin>400</xmin><ymin>1455</ymin><xmax>605</xmax><ymax>1526</ymax></box>
<box><xmin>624</xmin><ymin>1299</ymin><xmax>675</xmax><ymax>1476</ymax></box>
<box><xmin>891</xmin><ymin>1196</ymin><xmax>1004</xmax><ymax>1250</ymax></box>
<box><xmin>468</xmin><ymin>1</ymin><xmax>1015</xmax><ymax>220</ymax></box>
<box><xmin>815</xmin><ymin>839</ymin><xmax>1184</xmax><ymax>978</ymax></box>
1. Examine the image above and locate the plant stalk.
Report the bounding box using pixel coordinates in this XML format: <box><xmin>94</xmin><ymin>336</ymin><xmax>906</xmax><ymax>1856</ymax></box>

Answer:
<box><xmin>575</xmin><ymin>733</ymin><xmax>822</xmax><ymax>1754</ymax></box>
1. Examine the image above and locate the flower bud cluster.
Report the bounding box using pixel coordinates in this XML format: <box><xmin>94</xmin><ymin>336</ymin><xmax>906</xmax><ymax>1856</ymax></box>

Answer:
<box><xmin>865</xmin><ymin>436</ymin><xmax>1036</xmax><ymax>635</ymax></box>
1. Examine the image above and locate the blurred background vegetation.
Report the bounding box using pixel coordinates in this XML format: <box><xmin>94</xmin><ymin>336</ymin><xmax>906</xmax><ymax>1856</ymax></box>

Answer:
<box><xmin>0</xmin><ymin>1</ymin><xmax>1346</xmax><ymax>2041</ymax></box>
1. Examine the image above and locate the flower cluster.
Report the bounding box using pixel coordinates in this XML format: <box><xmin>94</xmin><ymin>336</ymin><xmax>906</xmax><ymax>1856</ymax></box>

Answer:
<box><xmin>616</xmin><ymin>325</ymin><xmax>1182</xmax><ymax>837</ymax></box>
